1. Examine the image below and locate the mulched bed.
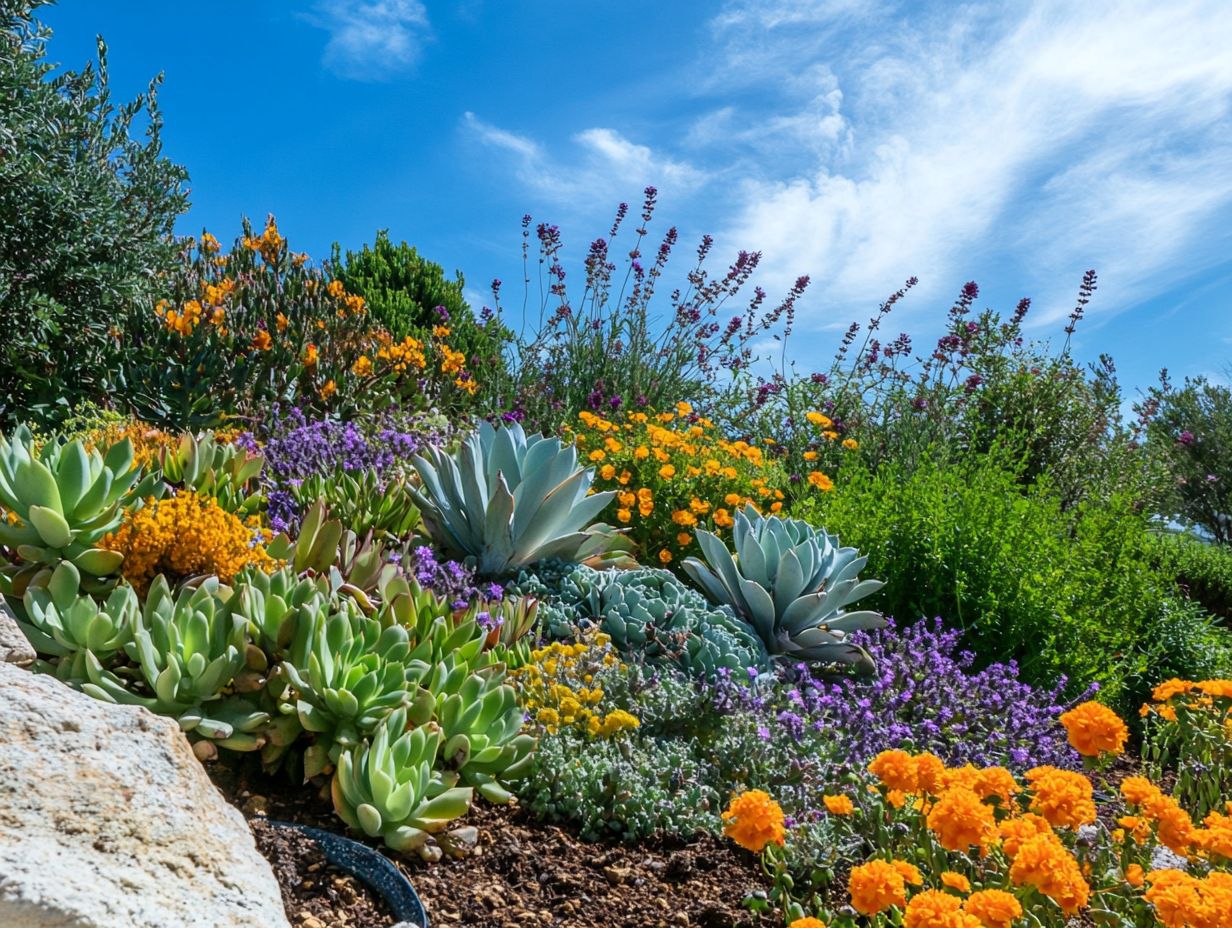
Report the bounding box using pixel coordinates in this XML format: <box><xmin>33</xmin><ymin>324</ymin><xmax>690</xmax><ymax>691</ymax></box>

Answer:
<box><xmin>210</xmin><ymin>757</ymin><xmax>777</xmax><ymax>928</ymax></box>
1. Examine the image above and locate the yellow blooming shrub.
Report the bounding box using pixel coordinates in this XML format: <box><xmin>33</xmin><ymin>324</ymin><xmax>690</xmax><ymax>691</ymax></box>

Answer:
<box><xmin>509</xmin><ymin>631</ymin><xmax>640</xmax><ymax>739</ymax></box>
<box><xmin>566</xmin><ymin>404</ymin><xmax>792</xmax><ymax>564</ymax></box>
<box><xmin>101</xmin><ymin>490</ymin><xmax>276</xmax><ymax>592</ymax></box>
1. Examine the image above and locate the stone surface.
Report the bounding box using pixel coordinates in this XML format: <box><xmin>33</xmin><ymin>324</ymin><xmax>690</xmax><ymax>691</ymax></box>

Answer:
<box><xmin>0</xmin><ymin>662</ymin><xmax>291</xmax><ymax>928</ymax></box>
<box><xmin>0</xmin><ymin>599</ymin><xmax>35</xmax><ymax>666</ymax></box>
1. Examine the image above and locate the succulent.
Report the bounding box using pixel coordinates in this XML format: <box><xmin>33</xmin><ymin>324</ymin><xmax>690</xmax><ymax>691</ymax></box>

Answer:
<box><xmin>0</xmin><ymin>426</ymin><xmax>161</xmax><ymax>596</ymax></box>
<box><xmin>519</xmin><ymin>564</ymin><xmax>768</xmax><ymax>678</ymax></box>
<box><xmin>234</xmin><ymin>565</ymin><xmax>329</xmax><ymax>657</ymax></box>
<box><xmin>331</xmin><ymin>706</ymin><xmax>474</xmax><ymax>856</ymax></box>
<box><xmin>75</xmin><ymin>575</ymin><xmax>271</xmax><ymax>750</ymax></box>
<box><xmin>281</xmin><ymin>601</ymin><xmax>429</xmax><ymax>778</ymax></box>
<box><xmin>480</xmin><ymin>595</ymin><xmax>540</xmax><ymax>670</ymax></box>
<box><xmin>426</xmin><ymin>658</ymin><xmax>536</xmax><ymax>802</ymax></box>
<box><xmin>292</xmin><ymin>466</ymin><xmax>421</xmax><ymax>540</ymax></box>
<box><xmin>407</xmin><ymin>421</ymin><xmax>624</xmax><ymax>576</ymax></box>
<box><xmin>682</xmin><ymin>505</ymin><xmax>887</xmax><ymax>671</ymax></box>
<box><xmin>376</xmin><ymin>574</ymin><xmax>490</xmax><ymax>671</ymax></box>
<box><xmin>18</xmin><ymin>560</ymin><xmax>139</xmax><ymax>664</ymax></box>
<box><xmin>157</xmin><ymin>431</ymin><xmax>264</xmax><ymax>518</ymax></box>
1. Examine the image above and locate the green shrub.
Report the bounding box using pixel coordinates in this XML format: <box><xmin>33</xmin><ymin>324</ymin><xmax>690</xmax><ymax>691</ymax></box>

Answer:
<box><xmin>1145</xmin><ymin>375</ymin><xmax>1232</xmax><ymax>544</ymax></box>
<box><xmin>792</xmin><ymin>448</ymin><xmax>1190</xmax><ymax>710</ymax></box>
<box><xmin>1149</xmin><ymin>531</ymin><xmax>1232</xmax><ymax>621</ymax></box>
<box><xmin>330</xmin><ymin>230</ymin><xmax>511</xmax><ymax>412</ymax></box>
<box><xmin>0</xmin><ymin>1</ymin><xmax>189</xmax><ymax>427</ymax></box>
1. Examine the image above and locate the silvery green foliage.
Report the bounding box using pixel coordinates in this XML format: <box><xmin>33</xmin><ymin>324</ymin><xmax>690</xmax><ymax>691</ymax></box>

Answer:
<box><xmin>515</xmin><ymin>564</ymin><xmax>769</xmax><ymax>678</ymax></box>
<box><xmin>682</xmin><ymin>505</ymin><xmax>887</xmax><ymax>671</ymax></box>
<box><xmin>18</xmin><ymin>560</ymin><xmax>138</xmax><ymax>662</ymax></box>
<box><xmin>407</xmin><ymin>421</ymin><xmax>618</xmax><ymax>576</ymax></box>
<box><xmin>332</xmin><ymin>705</ymin><xmax>474</xmax><ymax>857</ymax></box>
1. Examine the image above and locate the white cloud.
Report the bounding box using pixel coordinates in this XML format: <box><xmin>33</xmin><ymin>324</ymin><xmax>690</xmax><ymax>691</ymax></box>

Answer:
<box><xmin>308</xmin><ymin>0</ymin><xmax>429</xmax><ymax>80</ymax></box>
<box><xmin>463</xmin><ymin>112</ymin><xmax>707</xmax><ymax>205</ymax></box>
<box><xmin>711</xmin><ymin>0</ymin><xmax>1232</xmax><ymax>329</ymax></box>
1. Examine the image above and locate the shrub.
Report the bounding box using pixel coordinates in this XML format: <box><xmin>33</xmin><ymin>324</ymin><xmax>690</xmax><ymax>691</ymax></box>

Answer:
<box><xmin>566</xmin><ymin>405</ymin><xmax>794</xmax><ymax>566</ymax></box>
<box><xmin>330</xmin><ymin>230</ymin><xmax>511</xmax><ymax>412</ymax></box>
<box><xmin>1145</xmin><ymin>374</ymin><xmax>1232</xmax><ymax>544</ymax></box>
<box><xmin>0</xmin><ymin>1</ymin><xmax>189</xmax><ymax>427</ymax></box>
<box><xmin>1149</xmin><ymin>530</ymin><xmax>1232</xmax><ymax>621</ymax></box>
<box><xmin>792</xmin><ymin>448</ymin><xmax>1191</xmax><ymax>709</ymax></box>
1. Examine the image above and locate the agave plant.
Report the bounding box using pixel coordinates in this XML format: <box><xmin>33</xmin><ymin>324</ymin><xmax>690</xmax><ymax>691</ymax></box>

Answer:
<box><xmin>157</xmin><ymin>431</ymin><xmax>264</xmax><ymax>518</ymax></box>
<box><xmin>682</xmin><ymin>505</ymin><xmax>887</xmax><ymax>672</ymax></box>
<box><xmin>407</xmin><ymin>421</ymin><xmax>623</xmax><ymax>576</ymax></box>
<box><xmin>281</xmin><ymin>602</ymin><xmax>429</xmax><ymax>777</ymax></box>
<box><xmin>331</xmin><ymin>706</ymin><xmax>474</xmax><ymax>856</ymax></box>
<box><xmin>426</xmin><ymin>658</ymin><xmax>536</xmax><ymax>802</ymax></box>
<box><xmin>0</xmin><ymin>427</ymin><xmax>161</xmax><ymax>596</ymax></box>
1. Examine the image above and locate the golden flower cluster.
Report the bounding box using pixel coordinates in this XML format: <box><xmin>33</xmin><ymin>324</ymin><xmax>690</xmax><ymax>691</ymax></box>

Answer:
<box><xmin>1059</xmin><ymin>699</ymin><xmax>1129</xmax><ymax>757</ymax></box>
<box><xmin>101</xmin><ymin>491</ymin><xmax>276</xmax><ymax>593</ymax></box>
<box><xmin>509</xmin><ymin>633</ymin><xmax>639</xmax><ymax>739</ymax></box>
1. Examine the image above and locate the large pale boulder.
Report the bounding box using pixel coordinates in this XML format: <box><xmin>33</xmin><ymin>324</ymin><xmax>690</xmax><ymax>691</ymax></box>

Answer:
<box><xmin>0</xmin><ymin>599</ymin><xmax>35</xmax><ymax>666</ymax></box>
<box><xmin>0</xmin><ymin>662</ymin><xmax>291</xmax><ymax>928</ymax></box>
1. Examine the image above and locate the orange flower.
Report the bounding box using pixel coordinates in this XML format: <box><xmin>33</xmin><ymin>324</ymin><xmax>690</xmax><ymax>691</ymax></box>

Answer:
<box><xmin>251</xmin><ymin>329</ymin><xmax>272</xmax><ymax>351</ymax></box>
<box><xmin>1125</xmin><ymin>863</ymin><xmax>1145</xmax><ymax>887</ymax></box>
<box><xmin>721</xmin><ymin>790</ymin><xmax>785</xmax><ymax>854</ymax></box>
<box><xmin>787</xmin><ymin>919</ymin><xmax>826</xmax><ymax>928</ymax></box>
<box><xmin>823</xmin><ymin>794</ymin><xmax>854</xmax><ymax>816</ymax></box>
<box><xmin>963</xmin><ymin>889</ymin><xmax>1022</xmax><ymax>928</ymax></box>
<box><xmin>903</xmin><ymin>889</ymin><xmax>978</xmax><ymax>928</ymax></box>
<box><xmin>892</xmin><ymin>860</ymin><xmax>923</xmax><ymax>886</ymax></box>
<box><xmin>1008</xmin><ymin>832</ymin><xmax>1089</xmax><ymax>914</ymax></box>
<box><xmin>972</xmin><ymin>766</ymin><xmax>1019</xmax><ymax>804</ymax></box>
<box><xmin>807</xmin><ymin>471</ymin><xmax>834</xmax><ymax>491</ymax></box>
<box><xmin>914</xmin><ymin>753</ymin><xmax>948</xmax><ymax>795</ymax></box>
<box><xmin>927</xmin><ymin>787</ymin><xmax>996</xmax><ymax>852</ymax></box>
<box><xmin>319</xmin><ymin>379</ymin><xmax>337</xmax><ymax>400</ymax></box>
<box><xmin>1059</xmin><ymin>701</ymin><xmax>1128</xmax><ymax>757</ymax></box>
<box><xmin>1152</xmin><ymin>679</ymin><xmax>1195</xmax><ymax>702</ymax></box>
<box><xmin>869</xmin><ymin>749</ymin><xmax>917</xmax><ymax>792</ymax></box>
<box><xmin>1025</xmin><ymin>766</ymin><xmax>1096</xmax><ymax>829</ymax></box>
<box><xmin>996</xmin><ymin>813</ymin><xmax>1053</xmax><ymax>857</ymax></box>
<box><xmin>941</xmin><ymin>871</ymin><xmax>971</xmax><ymax>894</ymax></box>
<box><xmin>848</xmin><ymin>859</ymin><xmax>907</xmax><ymax>915</ymax></box>
<box><xmin>303</xmin><ymin>344</ymin><xmax>319</xmax><ymax>367</ymax></box>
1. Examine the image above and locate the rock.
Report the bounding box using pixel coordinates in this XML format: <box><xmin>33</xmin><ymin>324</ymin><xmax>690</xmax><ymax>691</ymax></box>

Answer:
<box><xmin>0</xmin><ymin>598</ymin><xmax>35</xmax><ymax>666</ymax></box>
<box><xmin>0</xmin><ymin>662</ymin><xmax>291</xmax><ymax>928</ymax></box>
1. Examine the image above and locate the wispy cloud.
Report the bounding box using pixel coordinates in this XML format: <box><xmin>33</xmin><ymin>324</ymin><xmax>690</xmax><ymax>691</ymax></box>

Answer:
<box><xmin>708</xmin><ymin>0</ymin><xmax>1232</xmax><ymax>327</ymax></box>
<box><xmin>462</xmin><ymin>112</ymin><xmax>708</xmax><ymax>206</ymax></box>
<box><xmin>307</xmin><ymin>0</ymin><xmax>429</xmax><ymax>81</ymax></box>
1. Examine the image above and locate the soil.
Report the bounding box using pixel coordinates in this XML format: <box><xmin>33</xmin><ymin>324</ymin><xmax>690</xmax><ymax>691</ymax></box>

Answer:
<box><xmin>211</xmin><ymin>757</ymin><xmax>777</xmax><ymax>928</ymax></box>
<box><xmin>251</xmin><ymin>817</ymin><xmax>397</xmax><ymax>928</ymax></box>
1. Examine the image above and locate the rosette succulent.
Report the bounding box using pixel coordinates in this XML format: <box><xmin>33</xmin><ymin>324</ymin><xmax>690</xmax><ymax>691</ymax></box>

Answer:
<box><xmin>18</xmin><ymin>560</ymin><xmax>139</xmax><ymax>669</ymax></box>
<box><xmin>157</xmin><ymin>431</ymin><xmax>264</xmax><ymax>518</ymax></box>
<box><xmin>682</xmin><ymin>505</ymin><xmax>887</xmax><ymax>672</ymax></box>
<box><xmin>0</xmin><ymin>426</ymin><xmax>161</xmax><ymax>596</ymax></box>
<box><xmin>331</xmin><ymin>706</ymin><xmax>474</xmax><ymax>856</ymax></box>
<box><xmin>407</xmin><ymin>420</ymin><xmax>623</xmax><ymax>576</ymax></box>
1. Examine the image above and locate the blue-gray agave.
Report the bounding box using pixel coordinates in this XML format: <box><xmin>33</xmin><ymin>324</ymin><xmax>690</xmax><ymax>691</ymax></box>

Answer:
<box><xmin>407</xmin><ymin>421</ymin><xmax>620</xmax><ymax>576</ymax></box>
<box><xmin>682</xmin><ymin>505</ymin><xmax>887</xmax><ymax>671</ymax></box>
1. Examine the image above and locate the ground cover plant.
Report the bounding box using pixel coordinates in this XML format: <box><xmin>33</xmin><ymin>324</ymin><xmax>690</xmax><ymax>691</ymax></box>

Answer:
<box><xmin>4</xmin><ymin>6</ymin><xmax>1232</xmax><ymax>926</ymax></box>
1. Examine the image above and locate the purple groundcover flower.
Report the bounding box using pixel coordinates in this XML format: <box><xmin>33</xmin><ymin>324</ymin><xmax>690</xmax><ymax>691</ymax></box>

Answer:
<box><xmin>410</xmin><ymin>546</ymin><xmax>504</xmax><ymax>607</ymax></box>
<box><xmin>711</xmin><ymin>617</ymin><xmax>1085</xmax><ymax>773</ymax></box>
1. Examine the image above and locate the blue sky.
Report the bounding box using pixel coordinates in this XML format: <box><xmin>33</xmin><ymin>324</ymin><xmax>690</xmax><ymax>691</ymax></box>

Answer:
<box><xmin>42</xmin><ymin>0</ymin><xmax>1232</xmax><ymax>398</ymax></box>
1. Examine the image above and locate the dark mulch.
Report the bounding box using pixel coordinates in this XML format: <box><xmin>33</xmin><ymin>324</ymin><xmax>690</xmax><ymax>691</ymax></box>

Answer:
<box><xmin>251</xmin><ymin>817</ymin><xmax>397</xmax><ymax>928</ymax></box>
<box><xmin>210</xmin><ymin>756</ymin><xmax>777</xmax><ymax>928</ymax></box>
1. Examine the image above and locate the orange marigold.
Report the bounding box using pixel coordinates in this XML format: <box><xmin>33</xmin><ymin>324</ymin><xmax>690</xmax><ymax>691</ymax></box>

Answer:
<box><xmin>1059</xmin><ymin>700</ymin><xmax>1129</xmax><ymax>757</ymax></box>
<box><xmin>869</xmin><ymin>749</ymin><xmax>918</xmax><ymax>792</ymax></box>
<box><xmin>721</xmin><ymin>790</ymin><xmax>785</xmax><ymax>854</ymax></box>
<box><xmin>996</xmin><ymin>813</ymin><xmax>1053</xmax><ymax>857</ymax></box>
<box><xmin>927</xmin><ymin>787</ymin><xmax>996</xmax><ymax>852</ymax></box>
<box><xmin>963</xmin><ymin>889</ymin><xmax>1023</xmax><ymax>928</ymax></box>
<box><xmin>941</xmin><ymin>871</ymin><xmax>972</xmax><ymax>893</ymax></box>
<box><xmin>892</xmin><ymin>860</ymin><xmax>923</xmax><ymax>886</ymax></box>
<box><xmin>904</xmin><ymin>889</ymin><xmax>979</xmax><ymax>928</ymax></box>
<box><xmin>823</xmin><ymin>794</ymin><xmax>854</xmax><ymax>816</ymax></box>
<box><xmin>1025</xmin><ymin>766</ymin><xmax>1096</xmax><ymax>829</ymax></box>
<box><xmin>787</xmin><ymin>920</ymin><xmax>826</xmax><ymax>928</ymax></box>
<box><xmin>1125</xmin><ymin>863</ymin><xmax>1146</xmax><ymax>888</ymax></box>
<box><xmin>914</xmin><ymin>752</ymin><xmax>948</xmax><ymax>795</ymax></box>
<box><xmin>972</xmin><ymin>766</ymin><xmax>1020</xmax><ymax>804</ymax></box>
<box><xmin>1008</xmin><ymin>832</ymin><xmax>1090</xmax><ymax>914</ymax></box>
<box><xmin>848</xmin><ymin>859</ymin><xmax>907</xmax><ymax>915</ymax></box>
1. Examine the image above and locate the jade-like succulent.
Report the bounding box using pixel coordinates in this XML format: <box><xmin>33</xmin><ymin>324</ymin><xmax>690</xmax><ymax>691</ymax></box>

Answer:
<box><xmin>18</xmin><ymin>560</ymin><xmax>139</xmax><ymax>662</ymax></box>
<box><xmin>682</xmin><ymin>505</ymin><xmax>886</xmax><ymax>671</ymax></box>
<box><xmin>157</xmin><ymin>431</ymin><xmax>264</xmax><ymax>518</ymax></box>
<box><xmin>331</xmin><ymin>706</ymin><xmax>474</xmax><ymax>856</ymax></box>
<box><xmin>426</xmin><ymin>658</ymin><xmax>536</xmax><ymax>802</ymax></box>
<box><xmin>0</xmin><ymin>426</ymin><xmax>161</xmax><ymax>596</ymax></box>
<box><xmin>281</xmin><ymin>602</ymin><xmax>429</xmax><ymax>778</ymax></box>
<box><xmin>407</xmin><ymin>421</ymin><xmax>623</xmax><ymax>576</ymax></box>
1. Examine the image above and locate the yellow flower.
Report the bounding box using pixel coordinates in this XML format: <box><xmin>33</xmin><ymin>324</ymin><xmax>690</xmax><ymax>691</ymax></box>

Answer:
<box><xmin>600</xmin><ymin>464</ymin><xmax>617</xmax><ymax>481</ymax></box>
<box><xmin>303</xmin><ymin>344</ymin><xmax>319</xmax><ymax>367</ymax></box>
<box><xmin>351</xmin><ymin>355</ymin><xmax>373</xmax><ymax>377</ymax></box>
<box><xmin>251</xmin><ymin>329</ymin><xmax>272</xmax><ymax>351</ymax></box>
<box><xmin>658</xmin><ymin>464</ymin><xmax>676</xmax><ymax>479</ymax></box>
<box><xmin>320</xmin><ymin>379</ymin><xmax>337</xmax><ymax>400</ymax></box>
<box><xmin>805</xmin><ymin>411</ymin><xmax>833</xmax><ymax>428</ymax></box>
<box><xmin>721</xmin><ymin>790</ymin><xmax>785</xmax><ymax>854</ymax></box>
<box><xmin>275</xmin><ymin>312</ymin><xmax>289</xmax><ymax>332</ymax></box>
<box><xmin>842</xmin><ymin>438</ymin><xmax>859</xmax><ymax>450</ymax></box>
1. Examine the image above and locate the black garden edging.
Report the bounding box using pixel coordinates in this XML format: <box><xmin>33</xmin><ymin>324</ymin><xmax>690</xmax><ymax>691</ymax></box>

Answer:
<box><xmin>265</xmin><ymin>819</ymin><xmax>429</xmax><ymax>928</ymax></box>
